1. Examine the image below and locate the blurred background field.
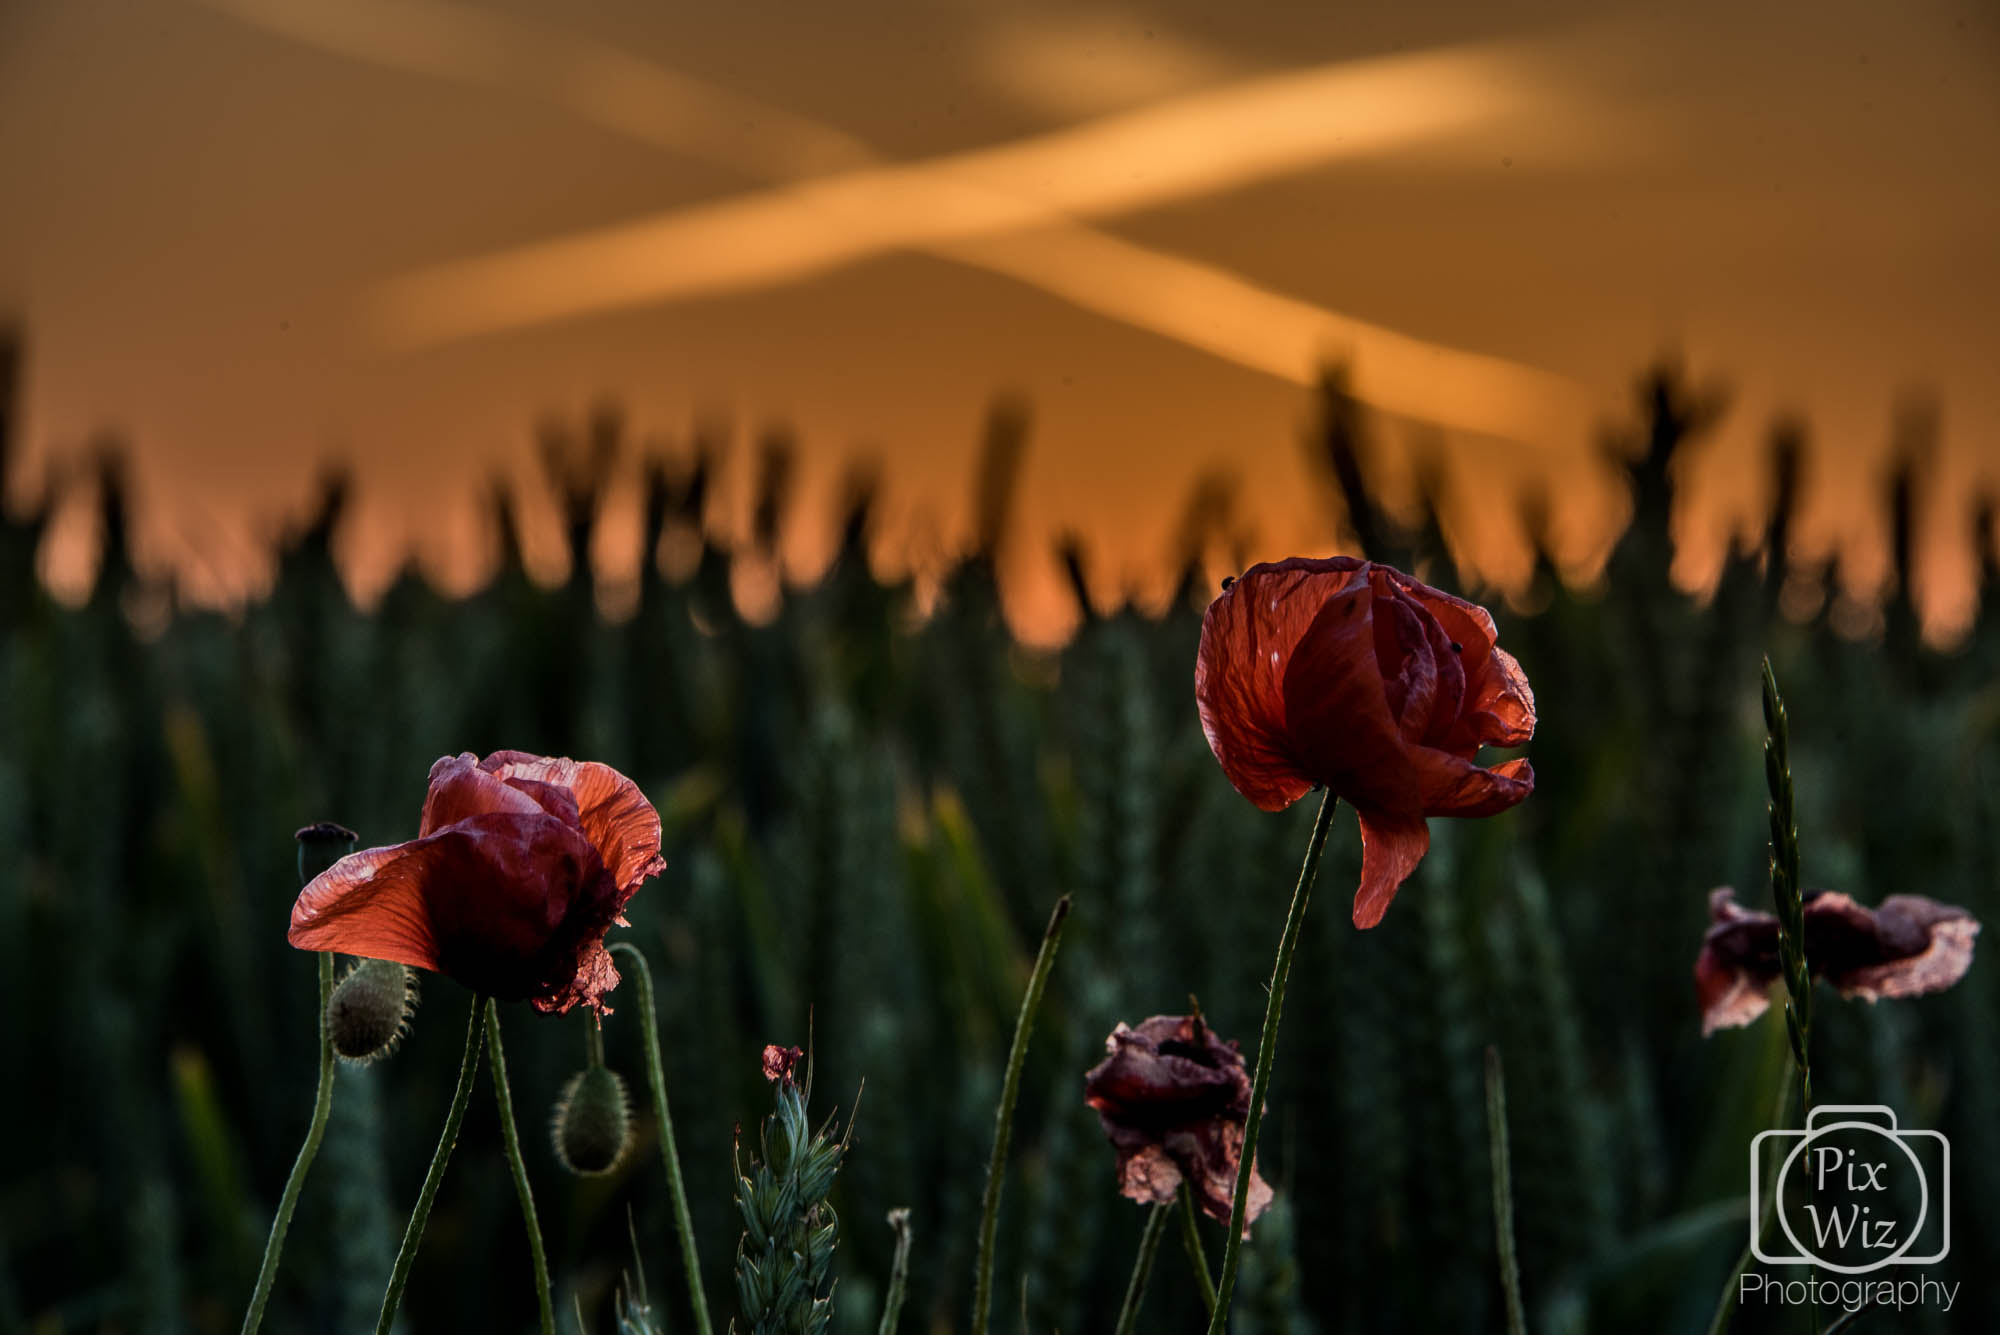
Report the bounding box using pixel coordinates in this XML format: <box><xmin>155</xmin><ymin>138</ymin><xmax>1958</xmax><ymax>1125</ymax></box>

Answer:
<box><xmin>2</xmin><ymin>328</ymin><xmax>1995</xmax><ymax>1333</ymax></box>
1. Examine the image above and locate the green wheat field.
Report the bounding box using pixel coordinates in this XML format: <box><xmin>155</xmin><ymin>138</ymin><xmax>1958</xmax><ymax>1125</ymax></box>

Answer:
<box><xmin>3</xmin><ymin>354</ymin><xmax>1994</xmax><ymax>1333</ymax></box>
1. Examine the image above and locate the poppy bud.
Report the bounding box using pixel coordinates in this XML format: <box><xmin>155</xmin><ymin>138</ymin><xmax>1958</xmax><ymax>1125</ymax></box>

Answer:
<box><xmin>551</xmin><ymin>1065</ymin><xmax>631</xmax><ymax>1175</ymax></box>
<box><xmin>324</xmin><ymin>957</ymin><xmax>419</xmax><ymax>1063</ymax></box>
<box><xmin>294</xmin><ymin>821</ymin><xmax>358</xmax><ymax>886</ymax></box>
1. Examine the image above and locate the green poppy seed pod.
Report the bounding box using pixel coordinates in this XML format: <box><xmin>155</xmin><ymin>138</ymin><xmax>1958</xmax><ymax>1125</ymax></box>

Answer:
<box><xmin>294</xmin><ymin>821</ymin><xmax>358</xmax><ymax>886</ymax></box>
<box><xmin>324</xmin><ymin>957</ymin><xmax>418</xmax><ymax>1063</ymax></box>
<box><xmin>551</xmin><ymin>1065</ymin><xmax>631</xmax><ymax>1176</ymax></box>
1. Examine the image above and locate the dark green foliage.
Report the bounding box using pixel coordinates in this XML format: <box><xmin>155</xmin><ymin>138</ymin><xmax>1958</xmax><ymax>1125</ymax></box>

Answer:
<box><xmin>4</xmin><ymin>348</ymin><xmax>1998</xmax><ymax>1331</ymax></box>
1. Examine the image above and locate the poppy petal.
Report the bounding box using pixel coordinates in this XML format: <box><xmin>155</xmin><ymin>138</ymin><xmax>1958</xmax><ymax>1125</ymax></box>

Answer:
<box><xmin>1696</xmin><ymin>943</ymin><xmax>1774</xmax><ymax>1035</ymax></box>
<box><xmin>1281</xmin><ymin>582</ymin><xmax>1420</xmax><ymax>816</ymax></box>
<box><xmin>412</xmin><ymin>813</ymin><xmax>614</xmax><ymax>1005</ymax></box>
<box><xmin>537</xmin><ymin>937</ymin><xmax>622</xmax><ymax>1016</ymax></box>
<box><xmin>1116</xmin><ymin>1144</ymin><xmax>1186</xmax><ymax>1207</ymax></box>
<box><xmin>479</xmin><ymin>752</ymin><xmax>665</xmax><ymax>892</ymax></box>
<box><xmin>1416</xmin><ymin>605</ymin><xmax>1467</xmax><ymax>747</ymax></box>
<box><xmin>1817</xmin><ymin>893</ymin><xmax>1981</xmax><ymax>1002</ymax></box>
<box><xmin>1352</xmin><ymin>807</ymin><xmax>1431</xmax><ymax>928</ymax></box>
<box><xmin>1196</xmin><ymin>560</ymin><xmax>1366</xmax><ymax>811</ymax></box>
<box><xmin>288</xmin><ymin>841</ymin><xmax>447</xmax><ymax>971</ymax></box>
<box><xmin>1369</xmin><ymin>576</ymin><xmax>1439</xmax><ymax>743</ymax></box>
<box><xmin>1416</xmin><ymin>754</ymin><xmax>1534</xmax><ymax>818</ymax></box>
<box><xmin>420</xmin><ymin>753</ymin><xmax>547</xmax><ymax>836</ymax></box>
<box><xmin>1393</xmin><ymin>580</ymin><xmax>1535</xmax><ymax>749</ymax></box>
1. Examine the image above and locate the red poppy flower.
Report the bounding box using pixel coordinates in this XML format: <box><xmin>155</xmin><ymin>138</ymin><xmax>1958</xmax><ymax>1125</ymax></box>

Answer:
<box><xmin>1196</xmin><ymin>556</ymin><xmax>1535</xmax><ymax>927</ymax></box>
<box><xmin>1695</xmin><ymin>887</ymin><xmax>1981</xmax><ymax>1035</ymax></box>
<box><xmin>288</xmin><ymin>751</ymin><xmax>665</xmax><ymax>1015</ymax></box>
<box><xmin>1083</xmin><ymin>1014</ymin><xmax>1272</xmax><ymax>1235</ymax></box>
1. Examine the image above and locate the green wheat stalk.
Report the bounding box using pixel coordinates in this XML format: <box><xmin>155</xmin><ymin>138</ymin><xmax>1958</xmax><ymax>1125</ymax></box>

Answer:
<box><xmin>970</xmin><ymin>895</ymin><xmax>1072</xmax><ymax>1335</ymax></box>
<box><xmin>730</xmin><ymin>1059</ymin><xmax>849</xmax><ymax>1334</ymax></box>
<box><xmin>1485</xmin><ymin>1047</ymin><xmax>1527</xmax><ymax>1335</ymax></box>
<box><xmin>1762</xmin><ymin>658</ymin><xmax>1812</xmax><ymax>1112</ymax></box>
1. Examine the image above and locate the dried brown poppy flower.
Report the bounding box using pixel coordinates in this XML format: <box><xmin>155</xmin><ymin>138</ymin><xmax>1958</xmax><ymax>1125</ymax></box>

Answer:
<box><xmin>1695</xmin><ymin>886</ymin><xmax>1981</xmax><ymax>1035</ymax></box>
<box><xmin>1083</xmin><ymin>1014</ymin><xmax>1272</xmax><ymax>1236</ymax></box>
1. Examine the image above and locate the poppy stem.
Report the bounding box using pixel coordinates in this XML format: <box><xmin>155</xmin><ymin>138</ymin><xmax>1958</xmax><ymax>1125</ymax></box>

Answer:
<box><xmin>238</xmin><ymin>949</ymin><xmax>337</xmax><ymax>1335</ymax></box>
<box><xmin>1205</xmin><ymin>789</ymin><xmax>1337</xmax><ymax>1335</ymax></box>
<box><xmin>585</xmin><ymin>1009</ymin><xmax>605</xmax><ymax>1069</ymax></box>
<box><xmin>1111</xmin><ymin>1201</ymin><xmax>1172</xmax><ymax>1335</ymax></box>
<box><xmin>608</xmin><ymin>941</ymin><xmax>714</xmax><ymax>1335</ymax></box>
<box><xmin>375</xmin><ymin>992</ymin><xmax>486</xmax><ymax>1335</ymax></box>
<box><xmin>485</xmin><ymin>1004</ymin><xmax>554</xmax><ymax>1335</ymax></box>
<box><xmin>1178</xmin><ymin>1183</ymin><xmax>1218</xmax><ymax>1318</ymax></box>
<box><xmin>971</xmin><ymin>895</ymin><xmax>1072</xmax><ymax>1335</ymax></box>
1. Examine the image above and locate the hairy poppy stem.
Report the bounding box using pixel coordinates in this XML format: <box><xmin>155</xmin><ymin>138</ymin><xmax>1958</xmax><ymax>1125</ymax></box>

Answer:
<box><xmin>376</xmin><ymin>993</ymin><xmax>486</xmax><ymax>1335</ymax></box>
<box><xmin>485</xmin><ymin>1005</ymin><xmax>553</xmax><ymax>1335</ymax></box>
<box><xmin>238</xmin><ymin>950</ymin><xmax>336</xmax><ymax>1335</ymax></box>
<box><xmin>971</xmin><ymin>895</ymin><xmax>1072</xmax><ymax>1335</ymax></box>
<box><xmin>1485</xmin><ymin>1047</ymin><xmax>1527</xmax><ymax>1335</ymax></box>
<box><xmin>1206</xmin><ymin>790</ymin><xmax>1336</xmax><ymax>1335</ymax></box>
<box><xmin>1112</xmin><ymin>1201</ymin><xmax>1172</xmax><ymax>1335</ymax></box>
<box><xmin>608</xmin><ymin>941</ymin><xmax>713</xmax><ymax>1335</ymax></box>
<box><xmin>1178</xmin><ymin>1184</ymin><xmax>1218</xmax><ymax>1318</ymax></box>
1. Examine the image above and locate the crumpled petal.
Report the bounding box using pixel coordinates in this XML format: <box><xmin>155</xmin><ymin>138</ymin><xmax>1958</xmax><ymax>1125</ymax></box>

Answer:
<box><xmin>1694</xmin><ymin>886</ymin><xmax>1982</xmax><ymax>1035</ymax></box>
<box><xmin>1415</xmin><ymin>754</ymin><xmax>1535</xmax><ymax>820</ymax></box>
<box><xmin>419</xmin><ymin>752</ymin><xmax>549</xmax><ymax>836</ymax></box>
<box><xmin>480</xmin><ymin>751</ymin><xmax>666</xmax><ymax>894</ymax></box>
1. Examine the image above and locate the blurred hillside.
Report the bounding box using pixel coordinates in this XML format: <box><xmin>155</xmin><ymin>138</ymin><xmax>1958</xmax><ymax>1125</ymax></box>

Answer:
<box><xmin>1</xmin><ymin>329</ymin><xmax>1995</xmax><ymax>1334</ymax></box>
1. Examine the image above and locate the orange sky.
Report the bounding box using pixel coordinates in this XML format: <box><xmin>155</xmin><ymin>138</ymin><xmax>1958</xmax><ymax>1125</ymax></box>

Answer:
<box><xmin>2</xmin><ymin>0</ymin><xmax>1996</xmax><ymax>643</ymax></box>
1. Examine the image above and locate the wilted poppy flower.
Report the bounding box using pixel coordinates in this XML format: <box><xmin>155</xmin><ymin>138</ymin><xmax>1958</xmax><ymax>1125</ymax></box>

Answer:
<box><xmin>1083</xmin><ymin>1014</ymin><xmax>1272</xmax><ymax>1234</ymax></box>
<box><xmin>1196</xmin><ymin>556</ymin><xmax>1535</xmax><ymax>927</ymax></box>
<box><xmin>1695</xmin><ymin>886</ymin><xmax>1981</xmax><ymax>1036</ymax></box>
<box><xmin>288</xmin><ymin>751</ymin><xmax>664</xmax><ymax>1015</ymax></box>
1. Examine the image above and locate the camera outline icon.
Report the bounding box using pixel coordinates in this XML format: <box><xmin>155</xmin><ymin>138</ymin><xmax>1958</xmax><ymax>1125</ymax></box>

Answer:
<box><xmin>1750</xmin><ymin>1104</ymin><xmax>1950</xmax><ymax>1273</ymax></box>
